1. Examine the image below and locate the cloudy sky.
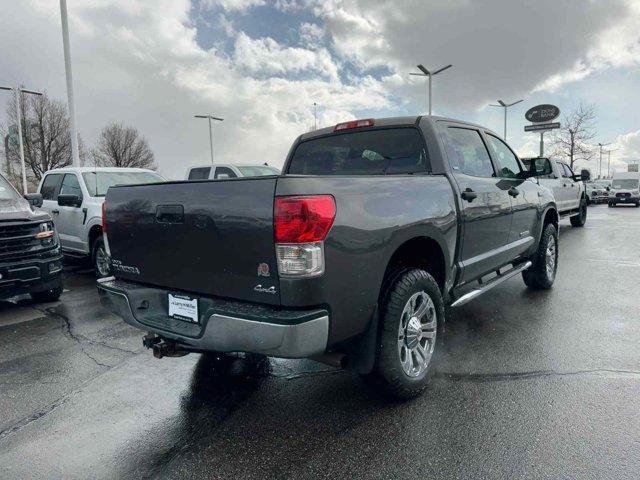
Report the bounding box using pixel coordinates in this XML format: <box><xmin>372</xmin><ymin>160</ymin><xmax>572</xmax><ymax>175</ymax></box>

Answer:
<box><xmin>1</xmin><ymin>0</ymin><xmax>639</xmax><ymax>179</ymax></box>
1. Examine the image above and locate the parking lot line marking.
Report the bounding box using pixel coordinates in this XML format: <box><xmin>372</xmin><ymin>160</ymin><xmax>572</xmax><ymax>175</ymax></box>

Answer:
<box><xmin>583</xmin><ymin>258</ymin><xmax>640</xmax><ymax>267</ymax></box>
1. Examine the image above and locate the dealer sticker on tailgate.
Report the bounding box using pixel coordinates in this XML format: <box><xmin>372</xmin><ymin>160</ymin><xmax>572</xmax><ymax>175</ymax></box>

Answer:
<box><xmin>168</xmin><ymin>294</ymin><xmax>199</xmax><ymax>323</ymax></box>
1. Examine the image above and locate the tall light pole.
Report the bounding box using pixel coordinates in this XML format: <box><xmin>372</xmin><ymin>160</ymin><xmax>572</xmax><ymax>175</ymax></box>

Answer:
<box><xmin>489</xmin><ymin>99</ymin><xmax>523</xmax><ymax>140</ymax></box>
<box><xmin>195</xmin><ymin>115</ymin><xmax>223</xmax><ymax>165</ymax></box>
<box><xmin>313</xmin><ymin>102</ymin><xmax>317</xmax><ymax>130</ymax></box>
<box><xmin>1</xmin><ymin>86</ymin><xmax>43</xmax><ymax>193</ymax></box>
<box><xmin>59</xmin><ymin>0</ymin><xmax>80</xmax><ymax>167</ymax></box>
<box><xmin>606</xmin><ymin>148</ymin><xmax>618</xmax><ymax>178</ymax></box>
<box><xmin>410</xmin><ymin>64</ymin><xmax>452</xmax><ymax>115</ymax></box>
<box><xmin>597</xmin><ymin>142</ymin><xmax>610</xmax><ymax>179</ymax></box>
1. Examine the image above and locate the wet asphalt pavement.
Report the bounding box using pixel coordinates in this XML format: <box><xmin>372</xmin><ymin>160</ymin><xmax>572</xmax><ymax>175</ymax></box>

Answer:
<box><xmin>1</xmin><ymin>204</ymin><xmax>639</xmax><ymax>479</ymax></box>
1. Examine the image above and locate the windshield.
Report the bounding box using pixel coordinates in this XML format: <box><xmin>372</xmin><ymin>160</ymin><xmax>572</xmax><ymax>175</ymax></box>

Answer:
<box><xmin>0</xmin><ymin>174</ymin><xmax>21</xmax><ymax>201</ymax></box>
<box><xmin>236</xmin><ymin>166</ymin><xmax>280</xmax><ymax>177</ymax></box>
<box><xmin>82</xmin><ymin>171</ymin><xmax>164</xmax><ymax>197</ymax></box>
<box><xmin>611</xmin><ymin>179</ymin><xmax>639</xmax><ymax>189</ymax></box>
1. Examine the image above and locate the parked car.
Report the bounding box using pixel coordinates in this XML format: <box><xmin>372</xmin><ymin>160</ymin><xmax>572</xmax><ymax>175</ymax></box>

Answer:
<box><xmin>0</xmin><ymin>173</ymin><xmax>63</xmax><ymax>302</ymax></box>
<box><xmin>584</xmin><ymin>182</ymin><xmax>607</xmax><ymax>204</ymax></box>
<box><xmin>608</xmin><ymin>172</ymin><xmax>640</xmax><ymax>207</ymax></box>
<box><xmin>521</xmin><ymin>157</ymin><xmax>589</xmax><ymax>226</ymax></box>
<box><xmin>98</xmin><ymin>116</ymin><xmax>559</xmax><ymax>399</ymax></box>
<box><xmin>37</xmin><ymin>167</ymin><xmax>164</xmax><ymax>277</ymax></box>
<box><xmin>186</xmin><ymin>164</ymin><xmax>280</xmax><ymax>180</ymax></box>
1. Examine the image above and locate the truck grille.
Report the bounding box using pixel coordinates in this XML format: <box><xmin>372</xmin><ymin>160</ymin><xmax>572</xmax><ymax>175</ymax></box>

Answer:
<box><xmin>0</xmin><ymin>220</ymin><xmax>56</xmax><ymax>262</ymax></box>
<box><xmin>616</xmin><ymin>192</ymin><xmax>630</xmax><ymax>198</ymax></box>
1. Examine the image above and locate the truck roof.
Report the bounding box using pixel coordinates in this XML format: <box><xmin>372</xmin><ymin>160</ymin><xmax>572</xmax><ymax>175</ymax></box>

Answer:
<box><xmin>299</xmin><ymin>115</ymin><xmax>500</xmax><ymax>141</ymax></box>
<box><xmin>612</xmin><ymin>171</ymin><xmax>640</xmax><ymax>179</ymax></box>
<box><xmin>42</xmin><ymin>166</ymin><xmax>157</xmax><ymax>174</ymax></box>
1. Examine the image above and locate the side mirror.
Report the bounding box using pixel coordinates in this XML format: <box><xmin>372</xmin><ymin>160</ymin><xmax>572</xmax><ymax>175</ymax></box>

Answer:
<box><xmin>580</xmin><ymin>169</ymin><xmax>590</xmax><ymax>181</ymax></box>
<box><xmin>24</xmin><ymin>193</ymin><xmax>43</xmax><ymax>208</ymax></box>
<box><xmin>216</xmin><ymin>174</ymin><xmax>230</xmax><ymax>179</ymax></box>
<box><xmin>57</xmin><ymin>193</ymin><xmax>82</xmax><ymax>207</ymax></box>
<box><xmin>526</xmin><ymin>157</ymin><xmax>553</xmax><ymax>177</ymax></box>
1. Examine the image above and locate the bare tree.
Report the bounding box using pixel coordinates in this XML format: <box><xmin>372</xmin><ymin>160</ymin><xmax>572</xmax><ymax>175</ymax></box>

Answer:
<box><xmin>91</xmin><ymin>123</ymin><xmax>156</xmax><ymax>169</ymax></box>
<box><xmin>552</xmin><ymin>103</ymin><xmax>597</xmax><ymax>170</ymax></box>
<box><xmin>1</xmin><ymin>92</ymin><xmax>85</xmax><ymax>187</ymax></box>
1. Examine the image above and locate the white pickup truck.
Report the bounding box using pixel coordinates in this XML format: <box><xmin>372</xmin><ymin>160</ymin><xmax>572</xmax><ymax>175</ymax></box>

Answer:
<box><xmin>37</xmin><ymin>167</ymin><xmax>164</xmax><ymax>276</ymax></box>
<box><xmin>522</xmin><ymin>157</ymin><xmax>589</xmax><ymax>227</ymax></box>
<box><xmin>186</xmin><ymin>164</ymin><xmax>280</xmax><ymax>180</ymax></box>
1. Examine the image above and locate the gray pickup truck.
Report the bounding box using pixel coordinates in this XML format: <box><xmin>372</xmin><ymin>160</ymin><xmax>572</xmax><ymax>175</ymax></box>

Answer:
<box><xmin>98</xmin><ymin>116</ymin><xmax>558</xmax><ymax>399</ymax></box>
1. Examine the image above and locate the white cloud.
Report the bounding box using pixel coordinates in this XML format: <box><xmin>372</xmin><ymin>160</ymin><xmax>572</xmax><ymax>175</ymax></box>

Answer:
<box><xmin>233</xmin><ymin>32</ymin><xmax>339</xmax><ymax>80</ymax></box>
<box><xmin>200</xmin><ymin>0</ymin><xmax>265</xmax><ymax>13</ymax></box>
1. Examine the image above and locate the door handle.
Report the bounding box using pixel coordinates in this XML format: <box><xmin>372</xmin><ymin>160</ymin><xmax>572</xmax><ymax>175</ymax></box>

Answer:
<box><xmin>460</xmin><ymin>188</ymin><xmax>477</xmax><ymax>202</ymax></box>
<box><xmin>52</xmin><ymin>209</ymin><xmax>60</xmax><ymax>215</ymax></box>
<box><xmin>508</xmin><ymin>187</ymin><xmax>520</xmax><ymax>197</ymax></box>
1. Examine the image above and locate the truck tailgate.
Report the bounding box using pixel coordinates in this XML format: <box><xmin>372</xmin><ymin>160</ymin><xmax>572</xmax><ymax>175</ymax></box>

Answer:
<box><xmin>104</xmin><ymin>177</ymin><xmax>280</xmax><ymax>305</ymax></box>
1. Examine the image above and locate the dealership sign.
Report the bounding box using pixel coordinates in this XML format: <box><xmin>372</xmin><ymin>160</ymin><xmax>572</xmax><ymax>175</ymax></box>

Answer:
<box><xmin>524</xmin><ymin>122</ymin><xmax>560</xmax><ymax>132</ymax></box>
<box><xmin>525</xmin><ymin>104</ymin><xmax>560</xmax><ymax>123</ymax></box>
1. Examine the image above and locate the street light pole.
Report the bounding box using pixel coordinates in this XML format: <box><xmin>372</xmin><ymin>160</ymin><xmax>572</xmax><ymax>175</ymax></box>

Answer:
<box><xmin>597</xmin><ymin>142</ymin><xmax>610</xmax><ymax>179</ymax></box>
<box><xmin>59</xmin><ymin>0</ymin><xmax>80</xmax><ymax>167</ymax></box>
<box><xmin>313</xmin><ymin>102</ymin><xmax>317</xmax><ymax>130</ymax></box>
<box><xmin>410</xmin><ymin>64</ymin><xmax>452</xmax><ymax>115</ymax></box>
<box><xmin>489</xmin><ymin>99</ymin><xmax>523</xmax><ymax>140</ymax></box>
<box><xmin>195</xmin><ymin>115</ymin><xmax>223</xmax><ymax>165</ymax></box>
<box><xmin>1</xmin><ymin>85</ymin><xmax>43</xmax><ymax>193</ymax></box>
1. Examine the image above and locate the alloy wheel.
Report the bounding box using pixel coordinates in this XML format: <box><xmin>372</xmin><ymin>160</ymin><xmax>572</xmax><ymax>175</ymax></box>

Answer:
<box><xmin>397</xmin><ymin>291</ymin><xmax>437</xmax><ymax>377</ymax></box>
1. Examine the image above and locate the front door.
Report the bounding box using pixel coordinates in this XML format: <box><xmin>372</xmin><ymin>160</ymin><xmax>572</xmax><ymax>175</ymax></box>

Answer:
<box><xmin>484</xmin><ymin>133</ymin><xmax>539</xmax><ymax>255</ymax></box>
<box><xmin>439</xmin><ymin>125</ymin><xmax>512</xmax><ymax>283</ymax></box>
<box><xmin>560</xmin><ymin>162</ymin><xmax>581</xmax><ymax>210</ymax></box>
<box><xmin>56</xmin><ymin>173</ymin><xmax>85</xmax><ymax>252</ymax></box>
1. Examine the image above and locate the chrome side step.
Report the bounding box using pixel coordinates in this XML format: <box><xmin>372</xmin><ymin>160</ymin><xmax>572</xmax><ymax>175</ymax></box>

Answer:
<box><xmin>450</xmin><ymin>261</ymin><xmax>532</xmax><ymax>308</ymax></box>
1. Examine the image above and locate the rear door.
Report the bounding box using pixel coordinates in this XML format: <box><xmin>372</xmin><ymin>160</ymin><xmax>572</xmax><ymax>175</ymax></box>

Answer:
<box><xmin>39</xmin><ymin>173</ymin><xmax>65</xmax><ymax>242</ymax></box>
<box><xmin>484</xmin><ymin>133</ymin><xmax>539</xmax><ymax>252</ymax></box>
<box><xmin>439</xmin><ymin>124</ymin><xmax>512</xmax><ymax>283</ymax></box>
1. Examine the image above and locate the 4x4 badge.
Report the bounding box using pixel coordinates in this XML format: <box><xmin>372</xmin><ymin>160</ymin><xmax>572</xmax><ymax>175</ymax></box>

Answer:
<box><xmin>257</xmin><ymin>263</ymin><xmax>270</xmax><ymax>277</ymax></box>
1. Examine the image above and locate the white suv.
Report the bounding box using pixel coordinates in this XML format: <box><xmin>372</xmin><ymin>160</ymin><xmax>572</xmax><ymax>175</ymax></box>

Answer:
<box><xmin>37</xmin><ymin>167</ymin><xmax>164</xmax><ymax>276</ymax></box>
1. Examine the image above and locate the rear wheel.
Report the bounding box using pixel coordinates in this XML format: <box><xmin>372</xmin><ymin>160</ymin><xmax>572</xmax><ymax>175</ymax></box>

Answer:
<box><xmin>523</xmin><ymin>223</ymin><xmax>558</xmax><ymax>290</ymax></box>
<box><xmin>363</xmin><ymin>269</ymin><xmax>444</xmax><ymax>400</ymax></box>
<box><xmin>570</xmin><ymin>198</ymin><xmax>587</xmax><ymax>227</ymax></box>
<box><xmin>91</xmin><ymin>236</ymin><xmax>112</xmax><ymax>278</ymax></box>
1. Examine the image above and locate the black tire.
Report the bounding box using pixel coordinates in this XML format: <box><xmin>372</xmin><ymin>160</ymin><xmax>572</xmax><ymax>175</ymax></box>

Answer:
<box><xmin>91</xmin><ymin>236</ymin><xmax>112</xmax><ymax>278</ymax></box>
<box><xmin>522</xmin><ymin>223</ymin><xmax>558</xmax><ymax>290</ymax></box>
<box><xmin>363</xmin><ymin>268</ymin><xmax>444</xmax><ymax>400</ymax></box>
<box><xmin>30</xmin><ymin>285</ymin><xmax>63</xmax><ymax>303</ymax></box>
<box><xmin>570</xmin><ymin>198</ymin><xmax>587</xmax><ymax>227</ymax></box>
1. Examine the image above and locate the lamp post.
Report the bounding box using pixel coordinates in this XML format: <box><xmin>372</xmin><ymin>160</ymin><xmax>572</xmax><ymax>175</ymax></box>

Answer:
<box><xmin>597</xmin><ymin>142</ymin><xmax>610</xmax><ymax>179</ymax></box>
<box><xmin>606</xmin><ymin>148</ymin><xmax>618</xmax><ymax>178</ymax></box>
<box><xmin>489</xmin><ymin>99</ymin><xmax>523</xmax><ymax>140</ymax></box>
<box><xmin>0</xmin><ymin>86</ymin><xmax>43</xmax><ymax>193</ymax></box>
<box><xmin>59</xmin><ymin>0</ymin><xmax>80</xmax><ymax>167</ymax></box>
<box><xmin>410</xmin><ymin>64</ymin><xmax>452</xmax><ymax>115</ymax></box>
<box><xmin>313</xmin><ymin>102</ymin><xmax>317</xmax><ymax>131</ymax></box>
<box><xmin>195</xmin><ymin>115</ymin><xmax>223</xmax><ymax>164</ymax></box>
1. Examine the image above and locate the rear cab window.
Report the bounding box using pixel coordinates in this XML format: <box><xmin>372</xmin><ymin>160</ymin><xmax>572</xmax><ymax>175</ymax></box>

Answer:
<box><xmin>188</xmin><ymin>167</ymin><xmax>211</xmax><ymax>180</ymax></box>
<box><xmin>287</xmin><ymin>127</ymin><xmax>429</xmax><ymax>175</ymax></box>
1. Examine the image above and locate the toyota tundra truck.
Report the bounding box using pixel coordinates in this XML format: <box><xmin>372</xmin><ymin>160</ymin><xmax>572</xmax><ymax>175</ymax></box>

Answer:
<box><xmin>98</xmin><ymin>116</ymin><xmax>559</xmax><ymax>399</ymax></box>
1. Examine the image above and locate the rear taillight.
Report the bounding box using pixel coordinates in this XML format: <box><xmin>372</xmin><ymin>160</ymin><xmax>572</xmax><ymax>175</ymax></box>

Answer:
<box><xmin>101</xmin><ymin>202</ymin><xmax>107</xmax><ymax>233</ymax></box>
<box><xmin>274</xmin><ymin>195</ymin><xmax>336</xmax><ymax>277</ymax></box>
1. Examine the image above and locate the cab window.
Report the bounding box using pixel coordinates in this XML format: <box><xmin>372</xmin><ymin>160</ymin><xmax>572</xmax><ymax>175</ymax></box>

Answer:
<box><xmin>486</xmin><ymin>134</ymin><xmax>522</xmax><ymax>178</ymax></box>
<box><xmin>188</xmin><ymin>167</ymin><xmax>211</xmax><ymax>180</ymax></box>
<box><xmin>442</xmin><ymin>127</ymin><xmax>495</xmax><ymax>178</ymax></box>
<box><xmin>40</xmin><ymin>174</ymin><xmax>64</xmax><ymax>200</ymax></box>
<box><xmin>60</xmin><ymin>174</ymin><xmax>83</xmax><ymax>201</ymax></box>
<box><xmin>214</xmin><ymin>167</ymin><xmax>237</xmax><ymax>179</ymax></box>
<box><xmin>560</xmin><ymin>163</ymin><xmax>573</xmax><ymax>178</ymax></box>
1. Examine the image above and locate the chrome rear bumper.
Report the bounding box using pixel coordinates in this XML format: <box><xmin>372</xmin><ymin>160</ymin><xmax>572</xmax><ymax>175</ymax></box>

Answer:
<box><xmin>97</xmin><ymin>277</ymin><xmax>328</xmax><ymax>358</ymax></box>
